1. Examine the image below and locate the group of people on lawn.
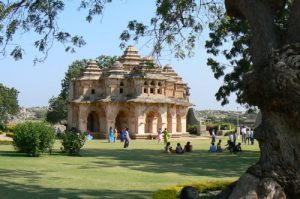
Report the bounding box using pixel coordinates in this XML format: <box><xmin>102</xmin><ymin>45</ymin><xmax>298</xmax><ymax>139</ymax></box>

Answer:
<box><xmin>107</xmin><ymin>126</ymin><xmax>131</xmax><ymax>148</ymax></box>
<box><xmin>88</xmin><ymin>126</ymin><xmax>247</xmax><ymax>153</ymax></box>
<box><xmin>159</xmin><ymin>128</ymin><xmax>193</xmax><ymax>154</ymax></box>
<box><xmin>165</xmin><ymin>141</ymin><xmax>193</xmax><ymax>154</ymax></box>
<box><xmin>209</xmin><ymin>129</ymin><xmax>242</xmax><ymax>153</ymax></box>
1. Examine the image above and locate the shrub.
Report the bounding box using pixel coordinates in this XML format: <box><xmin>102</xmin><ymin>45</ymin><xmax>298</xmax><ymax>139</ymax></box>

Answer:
<box><xmin>61</xmin><ymin>131</ymin><xmax>86</xmax><ymax>155</ymax></box>
<box><xmin>0</xmin><ymin>123</ymin><xmax>5</xmax><ymax>131</ymax></box>
<box><xmin>6</xmin><ymin>124</ymin><xmax>16</xmax><ymax>132</ymax></box>
<box><xmin>152</xmin><ymin>180</ymin><xmax>234</xmax><ymax>199</ymax></box>
<box><xmin>219</xmin><ymin>122</ymin><xmax>234</xmax><ymax>131</ymax></box>
<box><xmin>187</xmin><ymin>124</ymin><xmax>198</xmax><ymax>135</ymax></box>
<box><xmin>13</xmin><ymin>122</ymin><xmax>55</xmax><ymax>157</ymax></box>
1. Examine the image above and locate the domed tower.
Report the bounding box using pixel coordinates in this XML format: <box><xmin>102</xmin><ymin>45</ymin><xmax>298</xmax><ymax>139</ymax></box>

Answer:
<box><xmin>121</xmin><ymin>45</ymin><xmax>141</xmax><ymax>70</ymax></box>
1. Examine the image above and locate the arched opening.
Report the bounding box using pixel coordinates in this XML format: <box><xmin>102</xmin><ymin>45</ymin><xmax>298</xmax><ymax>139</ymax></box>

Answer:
<box><xmin>87</xmin><ymin>111</ymin><xmax>100</xmax><ymax>132</ymax></box>
<box><xmin>176</xmin><ymin>114</ymin><xmax>182</xmax><ymax>132</ymax></box>
<box><xmin>115</xmin><ymin>110</ymin><xmax>129</xmax><ymax>132</ymax></box>
<box><xmin>145</xmin><ymin>111</ymin><xmax>162</xmax><ymax>133</ymax></box>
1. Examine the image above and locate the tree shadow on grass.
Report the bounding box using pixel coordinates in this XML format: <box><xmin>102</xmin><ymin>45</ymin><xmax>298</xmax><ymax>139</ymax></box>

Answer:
<box><xmin>0</xmin><ymin>169</ymin><xmax>150</xmax><ymax>199</ymax></box>
<box><xmin>78</xmin><ymin>148</ymin><xmax>259</xmax><ymax>179</ymax></box>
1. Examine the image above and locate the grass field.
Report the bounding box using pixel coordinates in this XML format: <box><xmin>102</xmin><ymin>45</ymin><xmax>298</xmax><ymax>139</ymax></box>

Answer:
<box><xmin>0</xmin><ymin>137</ymin><xmax>260</xmax><ymax>199</ymax></box>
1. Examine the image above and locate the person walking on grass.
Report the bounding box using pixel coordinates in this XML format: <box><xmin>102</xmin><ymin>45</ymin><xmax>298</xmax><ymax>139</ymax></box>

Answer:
<box><xmin>162</xmin><ymin>128</ymin><xmax>170</xmax><ymax>145</ymax></box>
<box><xmin>120</xmin><ymin>128</ymin><xmax>125</xmax><ymax>142</ymax></box>
<box><xmin>123</xmin><ymin>127</ymin><xmax>130</xmax><ymax>148</ymax></box>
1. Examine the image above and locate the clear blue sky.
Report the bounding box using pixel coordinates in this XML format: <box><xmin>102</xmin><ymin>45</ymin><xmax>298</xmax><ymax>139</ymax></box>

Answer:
<box><xmin>0</xmin><ymin>0</ymin><xmax>244</xmax><ymax>111</ymax></box>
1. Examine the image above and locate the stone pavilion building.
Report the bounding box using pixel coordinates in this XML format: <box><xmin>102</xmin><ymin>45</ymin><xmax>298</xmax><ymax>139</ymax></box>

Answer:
<box><xmin>67</xmin><ymin>46</ymin><xmax>191</xmax><ymax>138</ymax></box>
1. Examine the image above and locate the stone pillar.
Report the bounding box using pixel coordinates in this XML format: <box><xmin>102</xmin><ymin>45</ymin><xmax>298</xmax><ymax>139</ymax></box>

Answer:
<box><xmin>177</xmin><ymin>106</ymin><xmax>188</xmax><ymax>133</ymax></box>
<box><xmin>171</xmin><ymin>115</ymin><xmax>177</xmax><ymax>133</ymax></box>
<box><xmin>135</xmin><ymin>105</ymin><xmax>146</xmax><ymax>134</ymax></box>
<box><xmin>160</xmin><ymin>108</ymin><xmax>168</xmax><ymax>132</ymax></box>
<box><xmin>167</xmin><ymin>106</ymin><xmax>176</xmax><ymax>133</ymax></box>
<box><xmin>181</xmin><ymin>116</ymin><xmax>187</xmax><ymax>133</ymax></box>
<box><xmin>78</xmin><ymin>105</ymin><xmax>88</xmax><ymax>132</ymax></box>
<box><xmin>137</xmin><ymin>115</ymin><xmax>145</xmax><ymax>134</ymax></box>
<box><xmin>105</xmin><ymin>104</ymin><xmax>118</xmax><ymax>137</ymax></box>
<box><xmin>152</xmin><ymin>117</ymin><xmax>158</xmax><ymax>133</ymax></box>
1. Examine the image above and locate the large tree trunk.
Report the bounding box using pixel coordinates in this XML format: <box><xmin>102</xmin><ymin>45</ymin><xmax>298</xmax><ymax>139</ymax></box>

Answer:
<box><xmin>219</xmin><ymin>44</ymin><xmax>300</xmax><ymax>198</ymax></box>
<box><xmin>220</xmin><ymin>0</ymin><xmax>300</xmax><ymax>197</ymax></box>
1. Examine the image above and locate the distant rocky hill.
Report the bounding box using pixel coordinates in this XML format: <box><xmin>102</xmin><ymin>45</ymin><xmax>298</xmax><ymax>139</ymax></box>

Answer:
<box><xmin>9</xmin><ymin>106</ymin><xmax>48</xmax><ymax>123</ymax></box>
<box><xmin>195</xmin><ymin>109</ymin><xmax>258</xmax><ymax>126</ymax></box>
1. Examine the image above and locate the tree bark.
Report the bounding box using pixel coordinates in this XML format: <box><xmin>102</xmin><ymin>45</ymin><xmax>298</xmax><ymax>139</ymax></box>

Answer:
<box><xmin>220</xmin><ymin>1</ymin><xmax>300</xmax><ymax>198</ymax></box>
<box><xmin>219</xmin><ymin>43</ymin><xmax>300</xmax><ymax>199</ymax></box>
<box><xmin>225</xmin><ymin>0</ymin><xmax>278</xmax><ymax>68</ymax></box>
<box><xmin>286</xmin><ymin>0</ymin><xmax>300</xmax><ymax>44</ymax></box>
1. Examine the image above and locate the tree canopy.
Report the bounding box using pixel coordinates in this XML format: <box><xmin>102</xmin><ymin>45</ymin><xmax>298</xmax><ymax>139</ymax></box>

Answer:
<box><xmin>0</xmin><ymin>83</ymin><xmax>20</xmax><ymax>124</ymax></box>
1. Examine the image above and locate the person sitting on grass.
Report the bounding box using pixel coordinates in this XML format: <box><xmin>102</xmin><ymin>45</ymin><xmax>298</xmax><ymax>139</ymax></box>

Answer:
<box><xmin>209</xmin><ymin>142</ymin><xmax>217</xmax><ymax>153</ymax></box>
<box><xmin>233</xmin><ymin>142</ymin><xmax>242</xmax><ymax>153</ymax></box>
<box><xmin>175</xmin><ymin>143</ymin><xmax>184</xmax><ymax>154</ymax></box>
<box><xmin>225</xmin><ymin>140</ymin><xmax>235</xmax><ymax>152</ymax></box>
<box><xmin>165</xmin><ymin>142</ymin><xmax>174</xmax><ymax>154</ymax></box>
<box><xmin>184</xmin><ymin>141</ymin><xmax>193</xmax><ymax>152</ymax></box>
<box><xmin>216</xmin><ymin>139</ymin><xmax>223</xmax><ymax>152</ymax></box>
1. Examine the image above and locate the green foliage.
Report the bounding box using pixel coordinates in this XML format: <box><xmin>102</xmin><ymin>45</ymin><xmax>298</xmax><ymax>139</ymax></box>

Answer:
<box><xmin>120</xmin><ymin>0</ymin><xmax>207</xmax><ymax>59</ymax></box>
<box><xmin>46</xmin><ymin>55</ymin><xmax>119</xmax><ymax>124</ymax></box>
<box><xmin>0</xmin><ymin>83</ymin><xmax>20</xmax><ymax>125</ymax></box>
<box><xmin>13</xmin><ymin>122</ymin><xmax>55</xmax><ymax>157</ymax></box>
<box><xmin>187</xmin><ymin>124</ymin><xmax>198</xmax><ymax>135</ymax></box>
<box><xmin>95</xmin><ymin>55</ymin><xmax>119</xmax><ymax>69</ymax></box>
<box><xmin>218</xmin><ymin>122</ymin><xmax>234</xmax><ymax>130</ymax></box>
<box><xmin>205</xmin><ymin>14</ymin><xmax>251</xmax><ymax>106</ymax></box>
<box><xmin>0</xmin><ymin>123</ymin><xmax>5</xmax><ymax>131</ymax></box>
<box><xmin>60</xmin><ymin>60</ymin><xmax>87</xmax><ymax>100</ymax></box>
<box><xmin>34</xmin><ymin>109</ymin><xmax>47</xmax><ymax>120</ymax></box>
<box><xmin>152</xmin><ymin>180</ymin><xmax>234</xmax><ymax>199</ymax></box>
<box><xmin>46</xmin><ymin>96</ymin><xmax>68</xmax><ymax>124</ymax></box>
<box><xmin>61</xmin><ymin>131</ymin><xmax>86</xmax><ymax>155</ymax></box>
<box><xmin>0</xmin><ymin>1</ymin><xmax>90</xmax><ymax>62</ymax></box>
<box><xmin>5</xmin><ymin>123</ymin><xmax>16</xmax><ymax>132</ymax></box>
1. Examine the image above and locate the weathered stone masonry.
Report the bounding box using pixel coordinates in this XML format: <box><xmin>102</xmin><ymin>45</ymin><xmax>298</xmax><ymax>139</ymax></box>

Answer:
<box><xmin>67</xmin><ymin>46</ymin><xmax>191</xmax><ymax>138</ymax></box>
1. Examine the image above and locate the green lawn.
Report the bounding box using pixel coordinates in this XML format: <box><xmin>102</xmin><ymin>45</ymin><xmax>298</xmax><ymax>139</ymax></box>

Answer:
<box><xmin>0</xmin><ymin>137</ymin><xmax>259</xmax><ymax>199</ymax></box>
